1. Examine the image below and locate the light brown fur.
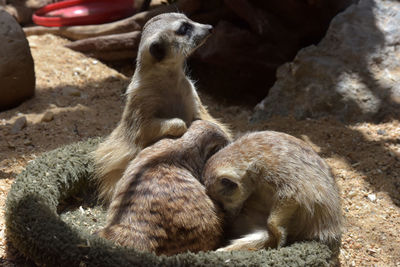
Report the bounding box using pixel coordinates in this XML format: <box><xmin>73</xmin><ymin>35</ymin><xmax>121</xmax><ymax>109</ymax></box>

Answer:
<box><xmin>93</xmin><ymin>13</ymin><xmax>231</xmax><ymax>202</ymax></box>
<box><xmin>97</xmin><ymin>120</ymin><xmax>230</xmax><ymax>255</ymax></box>
<box><xmin>202</xmin><ymin>131</ymin><xmax>343</xmax><ymax>251</ymax></box>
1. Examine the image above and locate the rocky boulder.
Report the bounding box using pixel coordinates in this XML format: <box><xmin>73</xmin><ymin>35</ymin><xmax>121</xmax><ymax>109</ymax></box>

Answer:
<box><xmin>252</xmin><ymin>0</ymin><xmax>400</xmax><ymax>123</ymax></box>
<box><xmin>0</xmin><ymin>10</ymin><xmax>35</xmax><ymax>111</ymax></box>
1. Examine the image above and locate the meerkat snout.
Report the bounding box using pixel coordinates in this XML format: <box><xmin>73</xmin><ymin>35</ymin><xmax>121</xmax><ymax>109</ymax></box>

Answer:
<box><xmin>191</xmin><ymin>23</ymin><xmax>213</xmax><ymax>48</ymax></box>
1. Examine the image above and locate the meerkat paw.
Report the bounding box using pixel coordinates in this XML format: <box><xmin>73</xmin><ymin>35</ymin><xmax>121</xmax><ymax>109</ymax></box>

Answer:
<box><xmin>217</xmin><ymin>230</ymin><xmax>270</xmax><ymax>252</ymax></box>
<box><xmin>162</xmin><ymin>118</ymin><xmax>187</xmax><ymax>137</ymax></box>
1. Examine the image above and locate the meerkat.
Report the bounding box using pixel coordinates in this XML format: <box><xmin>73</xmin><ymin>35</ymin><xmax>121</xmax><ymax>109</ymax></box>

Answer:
<box><xmin>97</xmin><ymin>120</ymin><xmax>230</xmax><ymax>255</ymax></box>
<box><xmin>93</xmin><ymin>12</ymin><xmax>231</xmax><ymax>202</ymax></box>
<box><xmin>202</xmin><ymin>131</ymin><xmax>343</xmax><ymax>251</ymax></box>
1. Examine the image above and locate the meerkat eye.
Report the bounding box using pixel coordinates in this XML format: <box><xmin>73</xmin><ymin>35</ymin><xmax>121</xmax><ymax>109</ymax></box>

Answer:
<box><xmin>176</xmin><ymin>22</ymin><xmax>192</xmax><ymax>36</ymax></box>
<box><xmin>220</xmin><ymin>178</ymin><xmax>238</xmax><ymax>195</ymax></box>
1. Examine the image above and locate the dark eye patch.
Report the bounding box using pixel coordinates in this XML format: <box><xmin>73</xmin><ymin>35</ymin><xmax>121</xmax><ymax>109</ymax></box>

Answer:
<box><xmin>176</xmin><ymin>22</ymin><xmax>193</xmax><ymax>36</ymax></box>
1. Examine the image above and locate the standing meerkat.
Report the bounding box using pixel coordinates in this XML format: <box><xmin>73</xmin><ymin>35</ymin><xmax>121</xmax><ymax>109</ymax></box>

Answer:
<box><xmin>93</xmin><ymin>13</ymin><xmax>231</xmax><ymax>202</ymax></box>
<box><xmin>97</xmin><ymin>120</ymin><xmax>230</xmax><ymax>255</ymax></box>
<box><xmin>202</xmin><ymin>131</ymin><xmax>343</xmax><ymax>251</ymax></box>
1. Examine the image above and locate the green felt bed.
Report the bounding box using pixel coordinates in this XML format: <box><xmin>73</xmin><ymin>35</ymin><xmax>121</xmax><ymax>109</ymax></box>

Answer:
<box><xmin>5</xmin><ymin>138</ymin><xmax>336</xmax><ymax>266</ymax></box>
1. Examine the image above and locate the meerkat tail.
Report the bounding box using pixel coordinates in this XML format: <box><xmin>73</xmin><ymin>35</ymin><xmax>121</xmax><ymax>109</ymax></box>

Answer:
<box><xmin>217</xmin><ymin>229</ymin><xmax>271</xmax><ymax>251</ymax></box>
<box><xmin>93</xmin><ymin>136</ymin><xmax>136</xmax><ymax>202</ymax></box>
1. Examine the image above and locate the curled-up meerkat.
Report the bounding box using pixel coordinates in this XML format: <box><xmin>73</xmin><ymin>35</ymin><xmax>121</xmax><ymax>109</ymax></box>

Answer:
<box><xmin>97</xmin><ymin>120</ymin><xmax>230</xmax><ymax>255</ymax></box>
<box><xmin>202</xmin><ymin>131</ymin><xmax>343</xmax><ymax>251</ymax></box>
<box><xmin>93</xmin><ymin>12</ymin><xmax>231</xmax><ymax>203</ymax></box>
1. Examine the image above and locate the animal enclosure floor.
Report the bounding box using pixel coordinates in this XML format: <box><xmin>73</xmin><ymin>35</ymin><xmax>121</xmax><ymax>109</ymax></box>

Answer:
<box><xmin>0</xmin><ymin>34</ymin><xmax>399</xmax><ymax>266</ymax></box>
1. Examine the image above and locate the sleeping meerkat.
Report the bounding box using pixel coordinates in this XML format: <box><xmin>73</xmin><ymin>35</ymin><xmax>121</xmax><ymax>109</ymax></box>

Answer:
<box><xmin>97</xmin><ymin>120</ymin><xmax>230</xmax><ymax>255</ymax></box>
<box><xmin>202</xmin><ymin>131</ymin><xmax>343</xmax><ymax>251</ymax></box>
<box><xmin>93</xmin><ymin>12</ymin><xmax>231</xmax><ymax>202</ymax></box>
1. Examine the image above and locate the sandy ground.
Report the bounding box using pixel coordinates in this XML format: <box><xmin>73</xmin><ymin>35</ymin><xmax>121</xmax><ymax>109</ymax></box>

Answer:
<box><xmin>0</xmin><ymin>34</ymin><xmax>399</xmax><ymax>266</ymax></box>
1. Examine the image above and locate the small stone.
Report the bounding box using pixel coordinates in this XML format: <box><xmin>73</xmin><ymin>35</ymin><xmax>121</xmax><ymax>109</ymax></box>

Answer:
<box><xmin>73</xmin><ymin>67</ymin><xmax>84</xmax><ymax>75</ymax></box>
<box><xmin>41</xmin><ymin>111</ymin><xmax>54</xmax><ymax>122</ymax></box>
<box><xmin>55</xmin><ymin>98</ymin><xmax>68</xmax><ymax>107</ymax></box>
<box><xmin>23</xmin><ymin>139</ymin><xmax>32</xmax><ymax>145</ymax></box>
<box><xmin>62</xmin><ymin>87</ymin><xmax>81</xmax><ymax>97</ymax></box>
<box><xmin>11</xmin><ymin>116</ymin><xmax>27</xmax><ymax>134</ymax></box>
<box><xmin>367</xmin><ymin>193</ymin><xmax>377</xmax><ymax>202</ymax></box>
<box><xmin>92</xmin><ymin>60</ymin><xmax>98</xmax><ymax>65</ymax></box>
<box><xmin>348</xmin><ymin>190</ymin><xmax>357</xmax><ymax>198</ymax></box>
<box><xmin>377</xmin><ymin>129</ymin><xmax>386</xmax><ymax>135</ymax></box>
<box><xmin>7</xmin><ymin>142</ymin><xmax>15</xmax><ymax>148</ymax></box>
<box><xmin>81</xmin><ymin>92</ymin><xmax>89</xmax><ymax>99</ymax></box>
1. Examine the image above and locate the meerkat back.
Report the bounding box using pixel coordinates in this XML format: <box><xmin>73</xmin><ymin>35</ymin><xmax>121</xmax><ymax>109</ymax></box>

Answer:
<box><xmin>98</xmin><ymin>120</ymin><xmax>230</xmax><ymax>255</ymax></box>
<box><xmin>202</xmin><ymin>131</ymin><xmax>343</xmax><ymax>251</ymax></box>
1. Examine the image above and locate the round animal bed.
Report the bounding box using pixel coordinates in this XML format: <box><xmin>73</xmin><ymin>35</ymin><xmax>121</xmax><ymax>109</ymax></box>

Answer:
<box><xmin>5</xmin><ymin>138</ymin><xmax>336</xmax><ymax>266</ymax></box>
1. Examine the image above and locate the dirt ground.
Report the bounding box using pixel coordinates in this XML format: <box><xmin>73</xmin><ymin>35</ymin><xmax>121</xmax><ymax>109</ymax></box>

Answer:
<box><xmin>0</xmin><ymin>34</ymin><xmax>399</xmax><ymax>266</ymax></box>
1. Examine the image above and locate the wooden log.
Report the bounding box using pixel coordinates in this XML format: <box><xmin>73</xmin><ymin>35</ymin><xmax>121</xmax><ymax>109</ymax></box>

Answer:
<box><xmin>65</xmin><ymin>31</ymin><xmax>141</xmax><ymax>61</ymax></box>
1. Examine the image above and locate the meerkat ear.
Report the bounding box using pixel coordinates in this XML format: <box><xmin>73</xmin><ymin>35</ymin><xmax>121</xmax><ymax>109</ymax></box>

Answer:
<box><xmin>149</xmin><ymin>40</ymin><xmax>166</xmax><ymax>61</ymax></box>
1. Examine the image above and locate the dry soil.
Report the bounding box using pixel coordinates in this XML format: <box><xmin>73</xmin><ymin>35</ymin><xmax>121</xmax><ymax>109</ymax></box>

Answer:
<box><xmin>0</xmin><ymin>34</ymin><xmax>399</xmax><ymax>266</ymax></box>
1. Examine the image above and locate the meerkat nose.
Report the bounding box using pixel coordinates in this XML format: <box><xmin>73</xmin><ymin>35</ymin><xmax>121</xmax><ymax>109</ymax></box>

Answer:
<box><xmin>206</xmin><ymin>25</ymin><xmax>213</xmax><ymax>34</ymax></box>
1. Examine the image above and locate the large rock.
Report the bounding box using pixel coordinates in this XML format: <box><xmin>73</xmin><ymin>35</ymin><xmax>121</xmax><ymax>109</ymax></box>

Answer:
<box><xmin>252</xmin><ymin>0</ymin><xmax>400</xmax><ymax>122</ymax></box>
<box><xmin>0</xmin><ymin>10</ymin><xmax>35</xmax><ymax>111</ymax></box>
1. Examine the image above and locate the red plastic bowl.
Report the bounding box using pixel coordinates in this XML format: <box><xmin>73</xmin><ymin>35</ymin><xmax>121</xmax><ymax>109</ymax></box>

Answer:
<box><xmin>33</xmin><ymin>0</ymin><xmax>135</xmax><ymax>27</ymax></box>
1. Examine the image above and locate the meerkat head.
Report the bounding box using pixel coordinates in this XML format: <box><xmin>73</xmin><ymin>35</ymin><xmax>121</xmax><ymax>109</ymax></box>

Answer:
<box><xmin>202</xmin><ymin>148</ymin><xmax>256</xmax><ymax>217</ymax></box>
<box><xmin>181</xmin><ymin>120</ymin><xmax>230</xmax><ymax>165</ymax></box>
<box><xmin>138</xmin><ymin>13</ymin><xmax>213</xmax><ymax>66</ymax></box>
